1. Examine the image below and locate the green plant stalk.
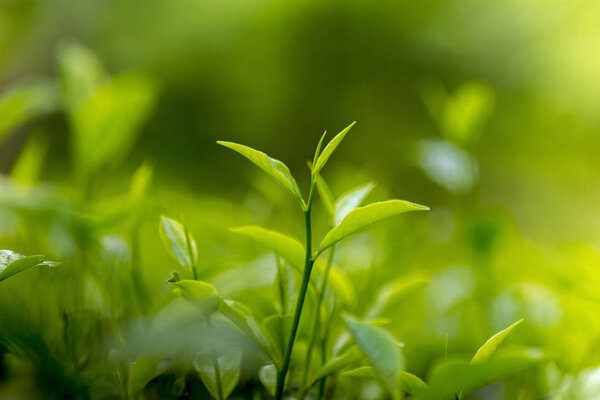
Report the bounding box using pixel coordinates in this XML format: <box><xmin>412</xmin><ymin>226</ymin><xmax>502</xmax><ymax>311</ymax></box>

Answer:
<box><xmin>300</xmin><ymin>246</ymin><xmax>335</xmax><ymax>396</ymax></box>
<box><xmin>208</xmin><ymin>320</ymin><xmax>224</xmax><ymax>400</ymax></box>
<box><xmin>317</xmin><ymin>301</ymin><xmax>338</xmax><ymax>400</ymax></box>
<box><xmin>275</xmin><ymin>254</ymin><xmax>287</xmax><ymax>315</ymax></box>
<box><xmin>274</xmin><ymin>181</ymin><xmax>317</xmax><ymax>400</ymax></box>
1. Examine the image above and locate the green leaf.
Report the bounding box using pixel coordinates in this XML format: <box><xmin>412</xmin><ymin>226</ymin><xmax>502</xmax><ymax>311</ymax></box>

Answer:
<box><xmin>58</xmin><ymin>42</ymin><xmax>105</xmax><ymax>115</ymax></box>
<box><xmin>217</xmin><ymin>141</ymin><xmax>304</xmax><ymax>207</ymax></box>
<box><xmin>399</xmin><ymin>371</ymin><xmax>428</xmax><ymax>395</ymax></box>
<box><xmin>364</xmin><ymin>273</ymin><xmax>430</xmax><ymax>319</ymax></box>
<box><xmin>128</xmin><ymin>357</ymin><xmax>165</xmax><ymax>398</ymax></box>
<box><xmin>258</xmin><ymin>364</ymin><xmax>277</xmax><ymax>396</ymax></box>
<box><xmin>195</xmin><ymin>351</ymin><xmax>242</xmax><ymax>400</ymax></box>
<box><xmin>159</xmin><ymin>216</ymin><xmax>198</xmax><ymax>270</ymax></box>
<box><xmin>0</xmin><ymin>250</ymin><xmax>56</xmax><ymax>282</ymax></box>
<box><xmin>169</xmin><ymin>280</ymin><xmax>220</xmax><ymax>317</ymax></box>
<box><xmin>311</xmin><ymin>131</ymin><xmax>327</xmax><ymax>172</ymax></box>
<box><xmin>471</xmin><ymin>319</ymin><xmax>524</xmax><ymax>365</ymax></box>
<box><xmin>230</xmin><ymin>226</ymin><xmax>355</xmax><ymax>305</ymax></box>
<box><xmin>310</xmin><ymin>346</ymin><xmax>365</xmax><ymax>385</ymax></box>
<box><xmin>230</xmin><ymin>226</ymin><xmax>304</xmax><ymax>269</ymax></box>
<box><xmin>72</xmin><ymin>73</ymin><xmax>156</xmax><ymax>176</ymax></box>
<box><xmin>417</xmin><ymin>349</ymin><xmax>544</xmax><ymax>400</ymax></box>
<box><xmin>313</xmin><ymin>122</ymin><xmax>356</xmax><ymax>173</ymax></box>
<box><xmin>263</xmin><ymin>314</ymin><xmax>292</xmax><ymax>355</ymax></box>
<box><xmin>318</xmin><ymin>200</ymin><xmax>429</xmax><ymax>254</ymax></box>
<box><xmin>343</xmin><ymin>314</ymin><xmax>404</xmax><ymax>395</ymax></box>
<box><xmin>0</xmin><ymin>81</ymin><xmax>57</xmax><ymax>141</ymax></box>
<box><xmin>334</xmin><ymin>181</ymin><xmax>375</xmax><ymax>226</ymax></box>
<box><xmin>218</xmin><ymin>299</ymin><xmax>282</xmax><ymax>367</ymax></box>
<box><xmin>344</xmin><ymin>367</ymin><xmax>427</xmax><ymax>396</ymax></box>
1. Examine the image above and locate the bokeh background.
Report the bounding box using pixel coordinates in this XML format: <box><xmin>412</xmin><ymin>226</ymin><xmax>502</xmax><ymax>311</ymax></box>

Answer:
<box><xmin>2</xmin><ymin>0</ymin><xmax>600</xmax><ymax>398</ymax></box>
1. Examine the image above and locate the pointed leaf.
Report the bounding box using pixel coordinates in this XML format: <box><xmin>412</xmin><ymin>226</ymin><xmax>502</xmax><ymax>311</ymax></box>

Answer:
<box><xmin>318</xmin><ymin>200</ymin><xmax>429</xmax><ymax>253</ymax></box>
<box><xmin>0</xmin><ymin>250</ymin><xmax>55</xmax><ymax>282</ymax></box>
<box><xmin>311</xmin><ymin>346</ymin><xmax>365</xmax><ymax>385</ymax></box>
<box><xmin>344</xmin><ymin>367</ymin><xmax>427</xmax><ymax>396</ymax></box>
<box><xmin>259</xmin><ymin>364</ymin><xmax>277</xmax><ymax>396</ymax></box>
<box><xmin>314</xmin><ymin>122</ymin><xmax>355</xmax><ymax>173</ymax></box>
<box><xmin>343</xmin><ymin>314</ymin><xmax>404</xmax><ymax>395</ymax></box>
<box><xmin>128</xmin><ymin>357</ymin><xmax>165</xmax><ymax>397</ymax></box>
<box><xmin>219</xmin><ymin>299</ymin><xmax>281</xmax><ymax>366</ymax></box>
<box><xmin>217</xmin><ymin>141</ymin><xmax>304</xmax><ymax>206</ymax></box>
<box><xmin>311</xmin><ymin>131</ymin><xmax>327</xmax><ymax>171</ymax></box>
<box><xmin>169</xmin><ymin>280</ymin><xmax>220</xmax><ymax>317</ymax></box>
<box><xmin>334</xmin><ymin>182</ymin><xmax>375</xmax><ymax>226</ymax></box>
<box><xmin>230</xmin><ymin>226</ymin><xmax>304</xmax><ymax>269</ymax></box>
<box><xmin>263</xmin><ymin>314</ymin><xmax>292</xmax><ymax>355</ymax></box>
<box><xmin>471</xmin><ymin>319</ymin><xmax>524</xmax><ymax>364</ymax></box>
<box><xmin>417</xmin><ymin>349</ymin><xmax>544</xmax><ymax>400</ymax></box>
<box><xmin>195</xmin><ymin>351</ymin><xmax>242</xmax><ymax>400</ymax></box>
<box><xmin>159</xmin><ymin>216</ymin><xmax>198</xmax><ymax>270</ymax></box>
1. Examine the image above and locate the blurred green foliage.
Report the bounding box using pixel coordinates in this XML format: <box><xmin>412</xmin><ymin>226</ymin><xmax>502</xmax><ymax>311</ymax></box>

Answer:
<box><xmin>2</xmin><ymin>0</ymin><xmax>600</xmax><ymax>399</ymax></box>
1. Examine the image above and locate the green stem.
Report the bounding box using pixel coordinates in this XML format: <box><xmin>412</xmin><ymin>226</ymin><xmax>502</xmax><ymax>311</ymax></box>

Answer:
<box><xmin>300</xmin><ymin>247</ymin><xmax>335</xmax><ymax>395</ymax></box>
<box><xmin>274</xmin><ymin>182</ymin><xmax>317</xmax><ymax>400</ymax></box>
<box><xmin>208</xmin><ymin>320</ymin><xmax>224</xmax><ymax>400</ymax></box>
<box><xmin>275</xmin><ymin>254</ymin><xmax>287</xmax><ymax>315</ymax></box>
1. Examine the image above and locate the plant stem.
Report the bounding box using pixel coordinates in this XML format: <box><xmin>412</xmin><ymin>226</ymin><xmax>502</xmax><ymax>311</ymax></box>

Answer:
<box><xmin>208</xmin><ymin>320</ymin><xmax>224</xmax><ymax>400</ymax></box>
<box><xmin>274</xmin><ymin>182</ymin><xmax>317</xmax><ymax>400</ymax></box>
<box><xmin>300</xmin><ymin>247</ymin><xmax>335</xmax><ymax>395</ymax></box>
<box><xmin>275</xmin><ymin>254</ymin><xmax>287</xmax><ymax>315</ymax></box>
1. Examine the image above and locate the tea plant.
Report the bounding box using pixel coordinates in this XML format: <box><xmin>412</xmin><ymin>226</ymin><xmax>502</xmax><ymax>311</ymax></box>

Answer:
<box><xmin>158</xmin><ymin>123</ymin><xmax>432</xmax><ymax>399</ymax></box>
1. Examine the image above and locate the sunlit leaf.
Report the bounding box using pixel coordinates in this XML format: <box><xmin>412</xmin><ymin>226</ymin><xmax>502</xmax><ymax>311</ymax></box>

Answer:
<box><xmin>217</xmin><ymin>141</ymin><xmax>304</xmax><ymax>207</ymax></box>
<box><xmin>417</xmin><ymin>349</ymin><xmax>544</xmax><ymax>400</ymax></box>
<box><xmin>343</xmin><ymin>314</ymin><xmax>404</xmax><ymax>395</ymax></box>
<box><xmin>169</xmin><ymin>280</ymin><xmax>220</xmax><ymax>317</ymax></box>
<box><xmin>471</xmin><ymin>319</ymin><xmax>524</xmax><ymax>364</ymax></box>
<box><xmin>159</xmin><ymin>216</ymin><xmax>198</xmax><ymax>270</ymax></box>
<box><xmin>313</xmin><ymin>122</ymin><xmax>355</xmax><ymax>173</ymax></box>
<box><xmin>259</xmin><ymin>364</ymin><xmax>277</xmax><ymax>396</ymax></box>
<box><xmin>318</xmin><ymin>200</ymin><xmax>429</xmax><ymax>253</ymax></box>
<box><xmin>72</xmin><ymin>73</ymin><xmax>156</xmax><ymax>176</ymax></box>
<box><xmin>195</xmin><ymin>351</ymin><xmax>242</xmax><ymax>400</ymax></box>
<box><xmin>334</xmin><ymin>181</ymin><xmax>375</xmax><ymax>226</ymax></box>
<box><xmin>218</xmin><ymin>299</ymin><xmax>282</xmax><ymax>367</ymax></box>
<box><xmin>0</xmin><ymin>250</ymin><xmax>56</xmax><ymax>282</ymax></box>
<box><xmin>311</xmin><ymin>131</ymin><xmax>327</xmax><ymax>172</ymax></box>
